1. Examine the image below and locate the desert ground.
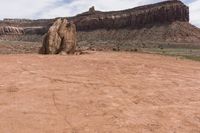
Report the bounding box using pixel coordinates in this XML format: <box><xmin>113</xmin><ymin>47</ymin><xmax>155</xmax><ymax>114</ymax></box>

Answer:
<box><xmin>0</xmin><ymin>51</ymin><xmax>200</xmax><ymax>133</ymax></box>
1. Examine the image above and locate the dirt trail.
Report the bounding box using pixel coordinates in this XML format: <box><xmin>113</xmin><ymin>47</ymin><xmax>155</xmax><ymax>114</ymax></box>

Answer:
<box><xmin>0</xmin><ymin>52</ymin><xmax>200</xmax><ymax>133</ymax></box>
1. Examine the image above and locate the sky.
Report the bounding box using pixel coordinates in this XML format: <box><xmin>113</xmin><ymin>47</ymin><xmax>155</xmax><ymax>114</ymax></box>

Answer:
<box><xmin>0</xmin><ymin>0</ymin><xmax>199</xmax><ymax>27</ymax></box>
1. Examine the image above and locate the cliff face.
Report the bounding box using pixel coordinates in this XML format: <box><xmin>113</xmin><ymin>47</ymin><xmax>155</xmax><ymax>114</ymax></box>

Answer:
<box><xmin>0</xmin><ymin>0</ymin><xmax>199</xmax><ymax>45</ymax></box>
<box><xmin>0</xmin><ymin>0</ymin><xmax>189</xmax><ymax>33</ymax></box>
<box><xmin>0</xmin><ymin>19</ymin><xmax>54</xmax><ymax>35</ymax></box>
<box><xmin>1</xmin><ymin>19</ymin><xmax>54</xmax><ymax>27</ymax></box>
<box><xmin>71</xmin><ymin>0</ymin><xmax>189</xmax><ymax>30</ymax></box>
<box><xmin>0</xmin><ymin>26</ymin><xmax>24</xmax><ymax>35</ymax></box>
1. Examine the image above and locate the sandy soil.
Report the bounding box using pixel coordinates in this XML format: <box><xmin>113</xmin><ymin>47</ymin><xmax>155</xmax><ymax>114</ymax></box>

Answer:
<box><xmin>0</xmin><ymin>52</ymin><xmax>200</xmax><ymax>133</ymax></box>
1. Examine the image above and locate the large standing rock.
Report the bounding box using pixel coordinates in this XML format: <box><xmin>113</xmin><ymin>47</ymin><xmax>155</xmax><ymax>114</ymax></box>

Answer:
<box><xmin>40</xmin><ymin>18</ymin><xmax>76</xmax><ymax>54</ymax></box>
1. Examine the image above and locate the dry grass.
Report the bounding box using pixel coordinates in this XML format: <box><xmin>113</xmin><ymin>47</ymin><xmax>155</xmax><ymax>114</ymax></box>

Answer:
<box><xmin>142</xmin><ymin>48</ymin><xmax>200</xmax><ymax>61</ymax></box>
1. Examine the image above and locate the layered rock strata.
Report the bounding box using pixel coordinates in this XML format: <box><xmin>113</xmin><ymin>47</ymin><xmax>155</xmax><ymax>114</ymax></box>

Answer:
<box><xmin>0</xmin><ymin>0</ymin><xmax>189</xmax><ymax>33</ymax></box>
<box><xmin>71</xmin><ymin>0</ymin><xmax>189</xmax><ymax>30</ymax></box>
<box><xmin>0</xmin><ymin>26</ymin><xmax>24</xmax><ymax>35</ymax></box>
<box><xmin>0</xmin><ymin>0</ymin><xmax>199</xmax><ymax>45</ymax></box>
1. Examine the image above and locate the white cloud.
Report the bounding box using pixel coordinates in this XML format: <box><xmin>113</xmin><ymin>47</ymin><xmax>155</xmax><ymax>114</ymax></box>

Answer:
<box><xmin>0</xmin><ymin>0</ymin><xmax>61</xmax><ymax>19</ymax></box>
<box><xmin>189</xmin><ymin>0</ymin><xmax>200</xmax><ymax>27</ymax></box>
<box><xmin>39</xmin><ymin>0</ymin><xmax>161</xmax><ymax>18</ymax></box>
<box><xmin>0</xmin><ymin>0</ymin><xmax>199</xmax><ymax>28</ymax></box>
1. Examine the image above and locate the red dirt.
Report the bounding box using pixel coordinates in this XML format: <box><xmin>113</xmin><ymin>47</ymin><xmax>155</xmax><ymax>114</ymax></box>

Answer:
<box><xmin>0</xmin><ymin>52</ymin><xmax>200</xmax><ymax>133</ymax></box>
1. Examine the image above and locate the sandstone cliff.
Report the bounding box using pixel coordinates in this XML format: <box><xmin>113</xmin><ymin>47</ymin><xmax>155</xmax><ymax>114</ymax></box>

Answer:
<box><xmin>0</xmin><ymin>0</ymin><xmax>189</xmax><ymax>33</ymax></box>
<box><xmin>0</xmin><ymin>0</ymin><xmax>199</xmax><ymax>46</ymax></box>
<box><xmin>0</xmin><ymin>19</ymin><xmax>54</xmax><ymax>35</ymax></box>
<box><xmin>0</xmin><ymin>26</ymin><xmax>24</xmax><ymax>35</ymax></box>
<box><xmin>71</xmin><ymin>0</ymin><xmax>189</xmax><ymax>30</ymax></box>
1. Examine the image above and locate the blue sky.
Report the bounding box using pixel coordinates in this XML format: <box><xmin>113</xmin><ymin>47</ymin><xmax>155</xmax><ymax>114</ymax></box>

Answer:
<box><xmin>0</xmin><ymin>0</ymin><xmax>199</xmax><ymax>27</ymax></box>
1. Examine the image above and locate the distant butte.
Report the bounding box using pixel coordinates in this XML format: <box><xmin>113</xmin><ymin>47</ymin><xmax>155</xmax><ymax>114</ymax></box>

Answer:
<box><xmin>0</xmin><ymin>0</ymin><xmax>200</xmax><ymax>44</ymax></box>
<box><xmin>0</xmin><ymin>0</ymin><xmax>189</xmax><ymax>31</ymax></box>
<box><xmin>70</xmin><ymin>0</ymin><xmax>189</xmax><ymax>30</ymax></box>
